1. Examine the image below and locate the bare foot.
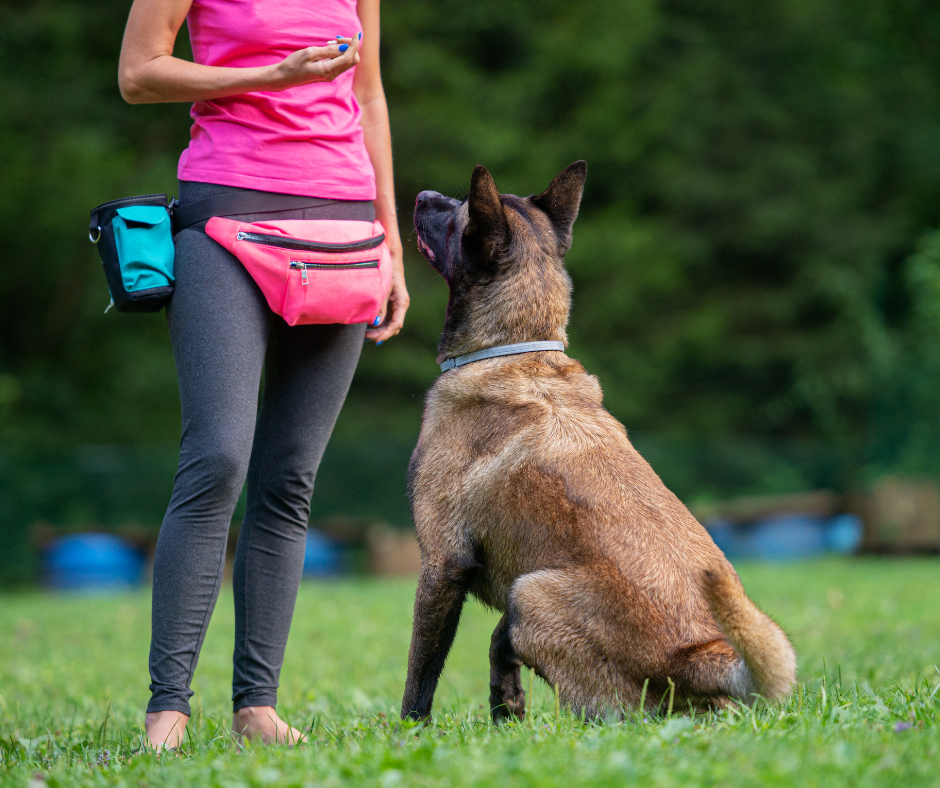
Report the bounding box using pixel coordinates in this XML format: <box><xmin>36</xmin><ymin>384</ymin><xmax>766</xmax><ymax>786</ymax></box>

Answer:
<box><xmin>233</xmin><ymin>706</ymin><xmax>306</xmax><ymax>746</ymax></box>
<box><xmin>144</xmin><ymin>710</ymin><xmax>189</xmax><ymax>751</ymax></box>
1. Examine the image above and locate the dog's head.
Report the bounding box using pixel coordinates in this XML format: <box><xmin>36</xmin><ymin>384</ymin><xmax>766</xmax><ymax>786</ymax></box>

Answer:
<box><xmin>414</xmin><ymin>161</ymin><xmax>587</xmax><ymax>362</ymax></box>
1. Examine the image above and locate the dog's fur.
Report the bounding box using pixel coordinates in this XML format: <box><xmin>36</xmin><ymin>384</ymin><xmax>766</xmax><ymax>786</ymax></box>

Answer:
<box><xmin>402</xmin><ymin>162</ymin><xmax>797</xmax><ymax>722</ymax></box>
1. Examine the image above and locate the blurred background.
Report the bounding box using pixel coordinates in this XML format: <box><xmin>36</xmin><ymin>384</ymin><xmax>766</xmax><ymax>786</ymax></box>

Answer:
<box><xmin>2</xmin><ymin>0</ymin><xmax>940</xmax><ymax>588</ymax></box>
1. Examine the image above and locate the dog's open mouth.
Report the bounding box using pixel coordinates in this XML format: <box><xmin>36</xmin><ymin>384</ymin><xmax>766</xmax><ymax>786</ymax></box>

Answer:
<box><xmin>415</xmin><ymin>232</ymin><xmax>436</xmax><ymax>262</ymax></box>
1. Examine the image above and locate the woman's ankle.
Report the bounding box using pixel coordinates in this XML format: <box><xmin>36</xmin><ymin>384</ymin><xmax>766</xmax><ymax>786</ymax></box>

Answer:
<box><xmin>145</xmin><ymin>710</ymin><xmax>189</xmax><ymax>750</ymax></box>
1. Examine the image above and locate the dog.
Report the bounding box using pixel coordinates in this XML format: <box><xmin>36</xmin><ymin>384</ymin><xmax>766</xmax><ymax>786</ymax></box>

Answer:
<box><xmin>402</xmin><ymin>161</ymin><xmax>796</xmax><ymax>722</ymax></box>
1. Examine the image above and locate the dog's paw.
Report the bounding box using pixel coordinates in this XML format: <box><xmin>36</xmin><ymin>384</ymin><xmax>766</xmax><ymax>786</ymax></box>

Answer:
<box><xmin>489</xmin><ymin>690</ymin><xmax>526</xmax><ymax>724</ymax></box>
<box><xmin>400</xmin><ymin>704</ymin><xmax>432</xmax><ymax>725</ymax></box>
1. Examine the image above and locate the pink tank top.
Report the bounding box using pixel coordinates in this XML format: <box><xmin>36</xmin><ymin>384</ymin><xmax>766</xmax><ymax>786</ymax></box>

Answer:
<box><xmin>178</xmin><ymin>0</ymin><xmax>376</xmax><ymax>200</ymax></box>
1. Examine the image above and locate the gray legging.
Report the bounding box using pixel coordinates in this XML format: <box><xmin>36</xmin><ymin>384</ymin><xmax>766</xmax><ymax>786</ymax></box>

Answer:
<box><xmin>147</xmin><ymin>180</ymin><xmax>373</xmax><ymax>716</ymax></box>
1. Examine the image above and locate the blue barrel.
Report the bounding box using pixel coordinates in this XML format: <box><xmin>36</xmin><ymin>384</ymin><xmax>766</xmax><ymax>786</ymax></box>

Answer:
<box><xmin>824</xmin><ymin>513</ymin><xmax>863</xmax><ymax>554</ymax></box>
<box><xmin>706</xmin><ymin>512</ymin><xmax>863</xmax><ymax>560</ymax></box>
<box><xmin>303</xmin><ymin>530</ymin><xmax>342</xmax><ymax>577</ymax></box>
<box><xmin>749</xmin><ymin>515</ymin><xmax>827</xmax><ymax>560</ymax></box>
<box><xmin>705</xmin><ymin>518</ymin><xmax>743</xmax><ymax>557</ymax></box>
<box><xmin>43</xmin><ymin>533</ymin><xmax>145</xmax><ymax>590</ymax></box>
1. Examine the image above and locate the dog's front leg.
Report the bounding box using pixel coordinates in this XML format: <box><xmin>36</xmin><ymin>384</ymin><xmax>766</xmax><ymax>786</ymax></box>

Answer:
<box><xmin>400</xmin><ymin>557</ymin><xmax>476</xmax><ymax>721</ymax></box>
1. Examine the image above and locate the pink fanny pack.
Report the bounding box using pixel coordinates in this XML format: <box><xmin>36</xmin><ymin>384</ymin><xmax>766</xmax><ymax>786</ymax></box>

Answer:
<box><xmin>206</xmin><ymin>217</ymin><xmax>391</xmax><ymax>326</ymax></box>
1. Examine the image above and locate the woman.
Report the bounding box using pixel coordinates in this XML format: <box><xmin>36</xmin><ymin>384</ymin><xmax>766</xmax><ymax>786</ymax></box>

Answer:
<box><xmin>118</xmin><ymin>0</ymin><xmax>408</xmax><ymax>748</ymax></box>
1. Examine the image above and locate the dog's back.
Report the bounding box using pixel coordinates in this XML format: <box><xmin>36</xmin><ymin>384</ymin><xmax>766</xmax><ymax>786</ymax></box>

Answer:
<box><xmin>412</xmin><ymin>348</ymin><xmax>744</xmax><ymax>708</ymax></box>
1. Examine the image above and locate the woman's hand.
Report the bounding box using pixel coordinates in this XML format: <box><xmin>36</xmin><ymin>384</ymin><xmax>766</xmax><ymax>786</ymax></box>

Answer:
<box><xmin>366</xmin><ymin>246</ymin><xmax>410</xmax><ymax>344</ymax></box>
<box><xmin>271</xmin><ymin>35</ymin><xmax>362</xmax><ymax>91</ymax></box>
<box><xmin>118</xmin><ymin>0</ymin><xmax>364</xmax><ymax>104</ymax></box>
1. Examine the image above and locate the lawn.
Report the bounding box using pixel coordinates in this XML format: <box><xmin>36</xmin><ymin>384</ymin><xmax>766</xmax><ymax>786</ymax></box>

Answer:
<box><xmin>1</xmin><ymin>559</ymin><xmax>938</xmax><ymax>787</ymax></box>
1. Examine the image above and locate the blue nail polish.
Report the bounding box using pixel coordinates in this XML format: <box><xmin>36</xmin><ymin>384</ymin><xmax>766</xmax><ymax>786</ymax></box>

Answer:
<box><xmin>358</xmin><ymin>32</ymin><xmax>362</xmax><ymax>40</ymax></box>
<box><xmin>373</xmin><ymin>316</ymin><xmax>381</xmax><ymax>326</ymax></box>
<box><xmin>339</xmin><ymin>43</ymin><xmax>349</xmax><ymax>52</ymax></box>
<box><xmin>376</xmin><ymin>340</ymin><xmax>383</xmax><ymax>346</ymax></box>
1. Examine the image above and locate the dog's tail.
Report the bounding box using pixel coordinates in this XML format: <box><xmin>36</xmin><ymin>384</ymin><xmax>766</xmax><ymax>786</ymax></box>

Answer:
<box><xmin>700</xmin><ymin>566</ymin><xmax>797</xmax><ymax>702</ymax></box>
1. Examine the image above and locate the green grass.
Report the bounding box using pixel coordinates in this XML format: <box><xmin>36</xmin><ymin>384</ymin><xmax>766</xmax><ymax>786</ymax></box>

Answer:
<box><xmin>1</xmin><ymin>559</ymin><xmax>939</xmax><ymax>787</ymax></box>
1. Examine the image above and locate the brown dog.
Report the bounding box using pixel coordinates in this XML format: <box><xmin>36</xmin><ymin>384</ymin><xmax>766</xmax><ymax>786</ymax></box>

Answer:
<box><xmin>402</xmin><ymin>161</ymin><xmax>796</xmax><ymax>722</ymax></box>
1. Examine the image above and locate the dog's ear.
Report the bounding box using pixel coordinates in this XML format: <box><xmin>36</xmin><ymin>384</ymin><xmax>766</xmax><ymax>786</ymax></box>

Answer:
<box><xmin>532</xmin><ymin>160</ymin><xmax>587</xmax><ymax>253</ymax></box>
<box><xmin>466</xmin><ymin>165</ymin><xmax>509</xmax><ymax>259</ymax></box>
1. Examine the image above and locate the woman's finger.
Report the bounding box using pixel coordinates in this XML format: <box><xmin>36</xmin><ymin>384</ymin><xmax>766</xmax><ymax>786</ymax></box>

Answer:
<box><xmin>367</xmin><ymin>292</ymin><xmax>408</xmax><ymax>343</ymax></box>
<box><xmin>334</xmin><ymin>32</ymin><xmax>361</xmax><ymax>66</ymax></box>
<box><xmin>364</xmin><ymin>311</ymin><xmax>401</xmax><ymax>342</ymax></box>
<box><xmin>312</xmin><ymin>39</ymin><xmax>360</xmax><ymax>80</ymax></box>
<box><xmin>302</xmin><ymin>43</ymin><xmax>344</xmax><ymax>63</ymax></box>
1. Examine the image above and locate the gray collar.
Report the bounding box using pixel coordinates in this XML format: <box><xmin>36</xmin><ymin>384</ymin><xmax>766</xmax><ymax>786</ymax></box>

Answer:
<box><xmin>439</xmin><ymin>340</ymin><xmax>565</xmax><ymax>372</ymax></box>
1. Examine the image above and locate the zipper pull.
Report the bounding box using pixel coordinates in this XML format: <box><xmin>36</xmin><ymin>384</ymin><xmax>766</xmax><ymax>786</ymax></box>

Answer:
<box><xmin>290</xmin><ymin>261</ymin><xmax>310</xmax><ymax>285</ymax></box>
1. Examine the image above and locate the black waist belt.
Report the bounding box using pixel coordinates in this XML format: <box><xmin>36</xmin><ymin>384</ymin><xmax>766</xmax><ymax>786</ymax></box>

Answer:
<box><xmin>171</xmin><ymin>192</ymin><xmax>337</xmax><ymax>234</ymax></box>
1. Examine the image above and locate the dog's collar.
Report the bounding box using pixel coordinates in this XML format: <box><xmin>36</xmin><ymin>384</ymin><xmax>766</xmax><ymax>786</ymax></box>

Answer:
<box><xmin>439</xmin><ymin>340</ymin><xmax>565</xmax><ymax>372</ymax></box>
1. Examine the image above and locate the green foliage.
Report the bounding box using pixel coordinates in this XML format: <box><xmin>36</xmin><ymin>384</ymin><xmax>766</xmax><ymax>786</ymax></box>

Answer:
<box><xmin>382</xmin><ymin>0</ymin><xmax>940</xmax><ymax>450</ymax></box>
<box><xmin>0</xmin><ymin>0</ymin><xmax>940</xmax><ymax>581</ymax></box>
<box><xmin>1</xmin><ymin>560</ymin><xmax>939</xmax><ymax>786</ymax></box>
<box><xmin>3</xmin><ymin>0</ymin><xmax>940</xmax><ymax>449</ymax></box>
<box><xmin>4</xmin><ymin>1</ymin><xmax>940</xmax><ymax>580</ymax></box>
<box><xmin>868</xmin><ymin>230</ymin><xmax>940</xmax><ymax>477</ymax></box>
<box><xmin>0</xmin><ymin>0</ymin><xmax>188</xmax><ymax>447</ymax></box>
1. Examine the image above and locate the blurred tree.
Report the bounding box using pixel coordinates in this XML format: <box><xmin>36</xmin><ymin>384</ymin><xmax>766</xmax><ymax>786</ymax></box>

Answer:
<box><xmin>0</xmin><ymin>0</ymin><xmax>189</xmax><ymax>445</ymax></box>
<box><xmin>869</xmin><ymin>228</ymin><xmax>940</xmax><ymax>478</ymax></box>
<box><xmin>383</xmin><ymin>0</ymin><xmax>940</xmax><ymax>462</ymax></box>
<box><xmin>2</xmin><ymin>0</ymin><xmax>940</xmax><ymax>464</ymax></box>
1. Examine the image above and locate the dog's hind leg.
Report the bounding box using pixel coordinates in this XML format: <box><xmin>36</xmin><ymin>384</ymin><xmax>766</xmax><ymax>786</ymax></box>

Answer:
<box><xmin>507</xmin><ymin>568</ymin><xmax>665</xmax><ymax>718</ymax></box>
<box><xmin>667</xmin><ymin>639</ymin><xmax>743</xmax><ymax>706</ymax></box>
<box><xmin>489</xmin><ymin>613</ymin><xmax>526</xmax><ymax>723</ymax></box>
<box><xmin>401</xmin><ymin>555</ymin><xmax>478</xmax><ymax>721</ymax></box>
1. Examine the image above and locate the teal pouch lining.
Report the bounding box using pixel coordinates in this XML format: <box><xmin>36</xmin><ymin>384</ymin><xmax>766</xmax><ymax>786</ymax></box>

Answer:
<box><xmin>112</xmin><ymin>205</ymin><xmax>175</xmax><ymax>292</ymax></box>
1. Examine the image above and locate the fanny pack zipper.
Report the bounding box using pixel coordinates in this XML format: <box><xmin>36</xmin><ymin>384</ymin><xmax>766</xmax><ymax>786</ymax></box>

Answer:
<box><xmin>290</xmin><ymin>259</ymin><xmax>379</xmax><ymax>284</ymax></box>
<box><xmin>237</xmin><ymin>230</ymin><xmax>385</xmax><ymax>252</ymax></box>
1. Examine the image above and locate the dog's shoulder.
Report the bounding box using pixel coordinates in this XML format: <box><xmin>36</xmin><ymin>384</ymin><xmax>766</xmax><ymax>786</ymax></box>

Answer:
<box><xmin>416</xmin><ymin>351</ymin><xmax>618</xmax><ymax>468</ymax></box>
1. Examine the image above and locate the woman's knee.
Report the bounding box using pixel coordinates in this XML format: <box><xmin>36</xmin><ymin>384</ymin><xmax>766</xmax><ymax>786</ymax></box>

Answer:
<box><xmin>175</xmin><ymin>446</ymin><xmax>251</xmax><ymax>511</ymax></box>
<box><xmin>248</xmin><ymin>466</ymin><xmax>316</xmax><ymax>527</ymax></box>
<box><xmin>203</xmin><ymin>447</ymin><xmax>252</xmax><ymax>498</ymax></box>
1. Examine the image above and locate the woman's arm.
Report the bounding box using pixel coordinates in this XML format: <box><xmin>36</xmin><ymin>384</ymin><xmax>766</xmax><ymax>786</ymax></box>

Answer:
<box><xmin>118</xmin><ymin>0</ymin><xmax>361</xmax><ymax>104</ymax></box>
<box><xmin>355</xmin><ymin>0</ymin><xmax>409</xmax><ymax>343</ymax></box>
